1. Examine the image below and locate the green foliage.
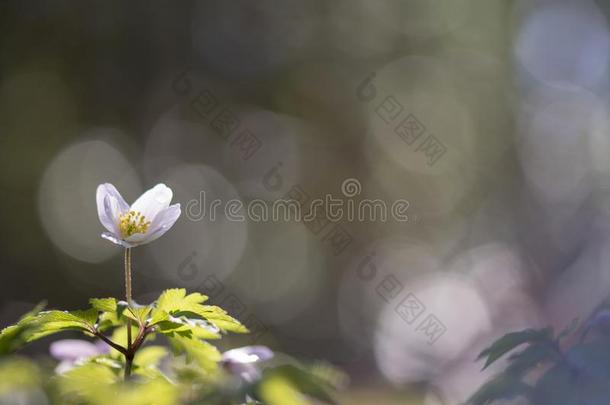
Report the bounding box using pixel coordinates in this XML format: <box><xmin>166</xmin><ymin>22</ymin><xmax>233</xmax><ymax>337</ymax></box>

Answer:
<box><xmin>0</xmin><ymin>301</ymin><xmax>46</xmax><ymax>354</ymax></box>
<box><xmin>258</xmin><ymin>365</ymin><xmax>339</xmax><ymax>405</ymax></box>
<box><xmin>152</xmin><ymin>288</ymin><xmax>248</xmax><ymax>334</ymax></box>
<box><xmin>169</xmin><ymin>335</ymin><xmax>221</xmax><ymax>373</ymax></box>
<box><xmin>0</xmin><ymin>289</ymin><xmax>339</xmax><ymax>404</ymax></box>
<box><xmin>0</xmin><ymin>357</ymin><xmax>42</xmax><ymax>395</ymax></box>
<box><xmin>25</xmin><ymin>309</ymin><xmax>99</xmax><ymax>341</ymax></box>
<box><xmin>467</xmin><ymin>313</ymin><xmax>610</xmax><ymax>405</ymax></box>
<box><xmin>476</xmin><ymin>328</ymin><xmax>553</xmax><ymax>370</ymax></box>
<box><xmin>90</xmin><ymin>298</ymin><xmax>117</xmax><ymax>312</ymax></box>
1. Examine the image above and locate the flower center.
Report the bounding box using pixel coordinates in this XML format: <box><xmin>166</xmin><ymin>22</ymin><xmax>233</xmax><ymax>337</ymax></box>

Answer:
<box><xmin>119</xmin><ymin>210</ymin><xmax>151</xmax><ymax>238</ymax></box>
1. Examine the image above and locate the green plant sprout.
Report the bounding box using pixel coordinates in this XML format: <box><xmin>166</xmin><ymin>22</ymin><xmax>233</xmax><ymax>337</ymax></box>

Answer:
<box><xmin>0</xmin><ymin>183</ymin><xmax>341</xmax><ymax>405</ymax></box>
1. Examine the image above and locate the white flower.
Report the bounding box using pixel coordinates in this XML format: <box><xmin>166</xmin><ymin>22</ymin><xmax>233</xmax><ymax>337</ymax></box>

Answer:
<box><xmin>221</xmin><ymin>346</ymin><xmax>273</xmax><ymax>382</ymax></box>
<box><xmin>96</xmin><ymin>183</ymin><xmax>181</xmax><ymax>248</ymax></box>
<box><xmin>50</xmin><ymin>339</ymin><xmax>108</xmax><ymax>374</ymax></box>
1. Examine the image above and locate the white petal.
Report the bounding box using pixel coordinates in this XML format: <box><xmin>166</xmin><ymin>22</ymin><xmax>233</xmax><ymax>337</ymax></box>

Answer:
<box><xmin>101</xmin><ymin>232</ymin><xmax>135</xmax><ymax>248</ymax></box>
<box><xmin>221</xmin><ymin>346</ymin><xmax>274</xmax><ymax>364</ymax></box>
<box><xmin>96</xmin><ymin>184</ymin><xmax>129</xmax><ymax>233</ymax></box>
<box><xmin>130</xmin><ymin>184</ymin><xmax>173</xmax><ymax>223</ymax></box>
<box><xmin>50</xmin><ymin>339</ymin><xmax>101</xmax><ymax>361</ymax></box>
<box><xmin>55</xmin><ymin>360</ymin><xmax>76</xmax><ymax>374</ymax></box>
<box><xmin>124</xmin><ymin>203</ymin><xmax>181</xmax><ymax>246</ymax></box>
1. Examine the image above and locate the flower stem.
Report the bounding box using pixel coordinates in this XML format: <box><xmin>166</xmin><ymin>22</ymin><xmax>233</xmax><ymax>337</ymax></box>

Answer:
<box><xmin>124</xmin><ymin>247</ymin><xmax>133</xmax><ymax>379</ymax></box>
<box><xmin>125</xmin><ymin>247</ymin><xmax>132</xmax><ymax>304</ymax></box>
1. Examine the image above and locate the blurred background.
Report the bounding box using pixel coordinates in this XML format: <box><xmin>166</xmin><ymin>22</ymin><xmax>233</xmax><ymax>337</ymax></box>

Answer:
<box><xmin>1</xmin><ymin>0</ymin><xmax>610</xmax><ymax>403</ymax></box>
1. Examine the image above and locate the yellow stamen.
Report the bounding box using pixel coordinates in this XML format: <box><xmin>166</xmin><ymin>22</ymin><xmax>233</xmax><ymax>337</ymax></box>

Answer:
<box><xmin>119</xmin><ymin>210</ymin><xmax>151</xmax><ymax>238</ymax></box>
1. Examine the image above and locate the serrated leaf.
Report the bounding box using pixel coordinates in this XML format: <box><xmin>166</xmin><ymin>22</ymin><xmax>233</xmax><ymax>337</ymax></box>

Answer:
<box><xmin>199</xmin><ymin>306</ymin><xmax>249</xmax><ymax>334</ymax></box>
<box><xmin>24</xmin><ymin>309</ymin><xmax>98</xmax><ymax>342</ymax></box>
<box><xmin>90</xmin><ymin>298</ymin><xmax>117</xmax><ymax>313</ymax></box>
<box><xmin>169</xmin><ymin>335</ymin><xmax>221</xmax><ymax>373</ymax></box>
<box><xmin>155</xmin><ymin>317</ymin><xmax>221</xmax><ymax>340</ymax></box>
<box><xmin>0</xmin><ymin>302</ymin><xmax>46</xmax><ymax>354</ymax></box>
<box><xmin>150</xmin><ymin>309</ymin><xmax>169</xmax><ymax>325</ymax></box>
<box><xmin>152</xmin><ymin>289</ymin><xmax>247</xmax><ymax>334</ymax></box>
<box><xmin>124</xmin><ymin>306</ymin><xmax>152</xmax><ymax>325</ymax></box>
<box><xmin>156</xmin><ymin>288</ymin><xmax>208</xmax><ymax>315</ymax></box>
<box><xmin>71</xmin><ymin>309</ymin><xmax>99</xmax><ymax>325</ymax></box>
<box><xmin>477</xmin><ymin>328</ymin><xmax>553</xmax><ymax>370</ymax></box>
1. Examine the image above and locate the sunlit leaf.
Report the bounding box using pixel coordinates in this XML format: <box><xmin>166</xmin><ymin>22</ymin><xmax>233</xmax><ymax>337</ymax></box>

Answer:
<box><xmin>124</xmin><ymin>306</ymin><xmax>152</xmax><ymax>325</ymax></box>
<box><xmin>156</xmin><ymin>288</ymin><xmax>208</xmax><ymax>315</ymax></box>
<box><xmin>0</xmin><ymin>302</ymin><xmax>46</xmax><ymax>354</ymax></box>
<box><xmin>90</xmin><ymin>298</ymin><xmax>118</xmax><ymax>313</ymax></box>
<box><xmin>262</xmin><ymin>365</ymin><xmax>338</xmax><ymax>404</ymax></box>
<box><xmin>134</xmin><ymin>346</ymin><xmax>168</xmax><ymax>368</ymax></box>
<box><xmin>152</xmin><ymin>289</ymin><xmax>247</xmax><ymax>334</ymax></box>
<box><xmin>58</xmin><ymin>362</ymin><xmax>118</xmax><ymax>398</ymax></box>
<box><xmin>258</xmin><ymin>373</ymin><xmax>310</xmax><ymax>405</ymax></box>
<box><xmin>24</xmin><ymin>309</ymin><xmax>98</xmax><ymax>342</ymax></box>
<box><xmin>169</xmin><ymin>335</ymin><xmax>221</xmax><ymax>373</ymax></box>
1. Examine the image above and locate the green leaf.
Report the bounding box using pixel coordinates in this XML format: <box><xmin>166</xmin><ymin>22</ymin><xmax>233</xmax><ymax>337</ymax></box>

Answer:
<box><xmin>198</xmin><ymin>306</ymin><xmax>249</xmax><ymax>334</ymax></box>
<box><xmin>124</xmin><ymin>306</ymin><xmax>152</xmax><ymax>325</ymax></box>
<box><xmin>152</xmin><ymin>289</ymin><xmax>247</xmax><ymax>334</ymax></box>
<box><xmin>150</xmin><ymin>309</ymin><xmax>169</xmax><ymax>325</ymax></box>
<box><xmin>134</xmin><ymin>346</ymin><xmax>168</xmax><ymax>368</ymax></box>
<box><xmin>97</xmin><ymin>302</ymin><xmax>128</xmax><ymax>332</ymax></box>
<box><xmin>261</xmin><ymin>365</ymin><xmax>338</xmax><ymax>405</ymax></box>
<box><xmin>86</xmin><ymin>355</ymin><xmax>124</xmax><ymax>370</ymax></box>
<box><xmin>0</xmin><ymin>302</ymin><xmax>46</xmax><ymax>354</ymax></box>
<box><xmin>155</xmin><ymin>316</ymin><xmax>221</xmax><ymax>340</ymax></box>
<box><xmin>477</xmin><ymin>328</ymin><xmax>553</xmax><ymax>370</ymax></box>
<box><xmin>24</xmin><ymin>309</ymin><xmax>98</xmax><ymax>342</ymax></box>
<box><xmin>90</xmin><ymin>298</ymin><xmax>117</xmax><ymax>313</ymax></box>
<box><xmin>112</xmin><ymin>378</ymin><xmax>178</xmax><ymax>405</ymax></box>
<box><xmin>58</xmin><ymin>362</ymin><xmax>118</xmax><ymax>399</ymax></box>
<box><xmin>168</xmin><ymin>335</ymin><xmax>221</xmax><ymax>373</ymax></box>
<box><xmin>156</xmin><ymin>288</ymin><xmax>208</xmax><ymax>315</ymax></box>
<box><xmin>0</xmin><ymin>357</ymin><xmax>41</xmax><ymax>395</ymax></box>
<box><xmin>258</xmin><ymin>373</ymin><xmax>310</xmax><ymax>405</ymax></box>
<box><xmin>107</xmin><ymin>325</ymin><xmax>139</xmax><ymax>358</ymax></box>
<box><xmin>70</xmin><ymin>309</ymin><xmax>99</xmax><ymax>325</ymax></box>
<box><xmin>132</xmin><ymin>346</ymin><xmax>169</xmax><ymax>380</ymax></box>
